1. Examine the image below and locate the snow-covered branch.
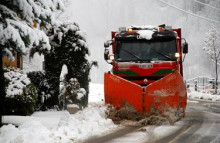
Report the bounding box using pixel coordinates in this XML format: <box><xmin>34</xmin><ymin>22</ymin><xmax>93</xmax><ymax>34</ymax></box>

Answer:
<box><xmin>203</xmin><ymin>24</ymin><xmax>220</xmax><ymax>94</ymax></box>
<box><xmin>0</xmin><ymin>0</ymin><xmax>64</xmax><ymax>59</ymax></box>
<box><xmin>203</xmin><ymin>24</ymin><xmax>220</xmax><ymax>61</ymax></box>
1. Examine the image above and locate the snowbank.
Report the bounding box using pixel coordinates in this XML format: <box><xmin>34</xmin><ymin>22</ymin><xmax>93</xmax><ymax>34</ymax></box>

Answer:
<box><xmin>0</xmin><ymin>122</ymin><xmax>52</xmax><ymax>143</ymax></box>
<box><xmin>3</xmin><ymin>111</ymin><xmax>69</xmax><ymax>129</ymax></box>
<box><xmin>55</xmin><ymin>106</ymin><xmax>116</xmax><ymax>142</ymax></box>
<box><xmin>188</xmin><ymin>91</ymin><xmax>220</xmax><ymax>101</ymax></box>
<box><xmin>0</xmin><ymin>106</ymin><xmax>116</xmax><ymax>143</ymax></box>
<box><xmin>0</xmin><ymin>83</ymin><xmax>116</xmax><ymax>143</ymax></box>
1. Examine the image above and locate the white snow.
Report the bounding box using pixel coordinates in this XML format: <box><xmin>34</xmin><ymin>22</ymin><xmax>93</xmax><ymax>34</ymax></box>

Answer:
<box><xmin>88</xmin><ymin>83</ymin><xmax>105</xmax><ymax>104</ymax></box>
<box><xmin>4</xmin><ymin>69</ymin><xmax>31</xmax><ymax>97</ymax></box>
<box><xmin>1</xmin><ymin>0</ymin><xmax>64</xmax><ymax>62</ymax></box>
<box><xmin>2</xmin><ymin>83</ymin><xmax>220</xmax><ymax>142</ymax></box>
<box><xmin>137</xmin><ymin>30</ymin><xmax>154</xmax><ymax>40</ymax></box>
<box><xmin>2</xmin><ymin>49</ymin><xmax>14</xmax><ymax>61</ymax></box>
<box><xmin>1</xmin><ymin>109</ymin><xmax>116</xmax><ymax>143</ymax></box>
<box><xmin>2</xmin><ymin>111</ymin><xmax>66</xmax><ymax>129</ymax></box>
<box><xmin>187</xmin><ymin>100</ymin><xmax>199</xmax><ymax>104</ymax></box>
<box><xmin>76</xmin><ymin>93</ymin><xmax>84</xmax><ymax>100</ymax></box>
<box><xmin>67</xmin><ymin>104</ymin><xmax>79</xmax><ymax>109</ymax></box>
<box><xmin>131</xmin><ymin>25</ymin><xmax>157</xmax><ymax>30</ymax></box>
<box><xmin>203</xmin><ymin>24</ymin><xmax>220</xmax><ymax>65</ymax></box>
<box><xmin>0</xmin><ymin>5</ymin><xmax>52</xmax><ymax>52</ymax></box>
<box><xmin>188</xmin><ymin>91</ymin><xmax>220</xmax><ymax>101</ymax></box>
<box><xmin>153</xmin><ymin>125</ymin><xmax>181</xmax><ymax>138</ymax></box>
<box><xmin>104</xmin><ymin>123</ymin><xmax>183</xmax><ymax>143</ymax></box>
<box><xmin>1</xmin><ymin>83</ymin><xmax>116</xmax><ymax>143</ymax></box>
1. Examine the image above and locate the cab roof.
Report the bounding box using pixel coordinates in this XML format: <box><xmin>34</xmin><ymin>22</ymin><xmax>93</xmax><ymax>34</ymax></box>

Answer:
<box><xmin>115</xmin><ymin>26</ymin><xmax>177</xmax><ymax>41</ymax></box>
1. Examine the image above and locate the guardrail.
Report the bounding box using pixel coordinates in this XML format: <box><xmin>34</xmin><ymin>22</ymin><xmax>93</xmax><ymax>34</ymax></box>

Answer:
<box><xmin>185</xmin><ymin>76</ymin><xmax>219</xmax><ymax>93</ymax></box>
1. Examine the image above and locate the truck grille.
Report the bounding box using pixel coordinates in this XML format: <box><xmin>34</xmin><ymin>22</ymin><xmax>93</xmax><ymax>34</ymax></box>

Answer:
<box><xmin>122</xmin><ymin>76</ymin><xmax>163</xmax><ymax>81</ymax></box>
<box><xmin>121</xmin><ymin>76</ymin><xmax>164</xmax><ymax>86</ymax></box>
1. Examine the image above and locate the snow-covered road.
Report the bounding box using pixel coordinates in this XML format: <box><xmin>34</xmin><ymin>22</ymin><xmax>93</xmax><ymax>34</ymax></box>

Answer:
<box><xmin>155</xmin><ymin>99</ymin><xmax>220</xmax><ymax>143</ymax></box>
<box><xmin>83</xmin><ymin>99</ymin><xmax>220</xmax><ymax>143</ymax></box>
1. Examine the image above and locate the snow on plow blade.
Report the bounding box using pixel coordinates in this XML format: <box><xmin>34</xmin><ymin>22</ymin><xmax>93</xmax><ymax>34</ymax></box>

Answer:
<box><xmin>104</xmin><ymin>71</ymin><xmax>187</xmax><ymax>116</ymax></box>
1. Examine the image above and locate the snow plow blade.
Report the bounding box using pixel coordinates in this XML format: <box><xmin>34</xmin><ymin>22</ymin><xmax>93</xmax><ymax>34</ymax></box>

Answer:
<box><xmin>104</xmin><ymin>71</ymin><xmax>187</xmax><ymax>116</ymax></box>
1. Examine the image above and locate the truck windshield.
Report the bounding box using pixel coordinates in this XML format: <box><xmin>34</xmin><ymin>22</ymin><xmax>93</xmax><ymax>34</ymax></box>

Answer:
<box><xmin>115</xmin><ymin>39</ymin><xmax>177</xmax><ymax>62</ymax></box>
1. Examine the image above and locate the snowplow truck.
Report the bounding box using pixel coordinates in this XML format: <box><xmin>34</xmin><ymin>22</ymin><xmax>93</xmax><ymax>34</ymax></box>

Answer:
<box><xmin>104</xmin><ymin>25</ymin><xmax>188</xmax><ymax>117</ymax></box>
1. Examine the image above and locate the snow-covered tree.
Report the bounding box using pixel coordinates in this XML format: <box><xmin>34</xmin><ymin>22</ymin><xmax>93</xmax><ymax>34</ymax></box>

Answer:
<box><xmin>0</xmin><ymin>0</ymin><xmax>64</xmax><ymax>59</ymax></box>
<box><xmin>203</xmin><ymin>24</ymin><xmax>220</xmax><ymax>94</ymax></box>
<box><xmin>4</xmin><ymin>67</ymin><xmax>38</xmax><ymax>115</ymax></box>
<box><xmin>60</xmin><ymin>78</ymin><xmax>86</xmax><ymax>110</ymax></box>
<box><xmin>0</xmin><ymin>0</ymin><xmax>63</xmax><ymax>126</ymax></box>
<box><xmin>27</xmin><ymin>71</ymin><xmax>51</xmax><ymax>110</ymax></box>
<box><xmin>30</xmin><ymin>21</ymin><xmax>97</xmax><ymax>109</ymax></box>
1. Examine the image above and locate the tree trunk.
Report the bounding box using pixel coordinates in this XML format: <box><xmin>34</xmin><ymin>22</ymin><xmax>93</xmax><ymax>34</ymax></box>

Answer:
<box><xmin>0</xmin><ymin>48</ymin><xmax>6</xmax><ymax>127</ymax></box>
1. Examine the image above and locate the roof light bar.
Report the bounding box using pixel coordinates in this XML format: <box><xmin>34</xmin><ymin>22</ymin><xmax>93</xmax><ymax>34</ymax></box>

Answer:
<box><xmin>128</xmin><ymin>28</ymin><xmax>133</xmax><ymax>32</ymax></box>
<box><xmin>119</xmin><ymin>27</ymin><xmax>126</xmax><ymax>32</ymax></box>
<box><xmin>165</xmin><ymin>25</ymin><xmax>172</xmax><ymax>30</ymax></box>
<box><xmin>158</xmin><ymin>27</ymin><xmax>164</xmax><ymax>31</ymax></box>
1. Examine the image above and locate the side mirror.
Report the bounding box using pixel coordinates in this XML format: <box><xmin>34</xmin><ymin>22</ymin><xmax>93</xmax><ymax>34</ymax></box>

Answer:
<box><xmin>104</xmin><ymin>40</ymin><xmax>113</xmax><ymax>48</ymax></box>
<box><xmin>183</xmin><ymin>42</ymin><xmax>188</xmax><ymax>54</ymax></box>
<box><xmin>104</xmin><ymin>48</ymin><xmax>109</xmax><ymax>60</ymax></box>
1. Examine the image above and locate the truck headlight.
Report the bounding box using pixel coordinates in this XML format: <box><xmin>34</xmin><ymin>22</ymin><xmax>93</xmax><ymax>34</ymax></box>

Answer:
<box><xmin>109</xmin><ymin>54</ymin><xmax>114</xmax><ymax>60</ymax></box>
<box><xmin>175</xmin><ymin>52</ymin><xmax>180</xmax><ymax>58</ymax></box>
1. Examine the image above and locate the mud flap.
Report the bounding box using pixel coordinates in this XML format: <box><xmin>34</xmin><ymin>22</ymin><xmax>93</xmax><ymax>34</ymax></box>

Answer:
<box><xmin>104</xmin><ymin>71</ymin><xmax>187</xmax><ymax>115</ymax></box>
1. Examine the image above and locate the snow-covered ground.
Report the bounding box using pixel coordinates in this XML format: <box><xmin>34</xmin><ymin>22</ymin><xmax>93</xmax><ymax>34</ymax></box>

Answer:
<box><xmin>0</xmin><ymin>83</ymin><xmax>116</xmax><ymax>143</ymax></box>
<box><xmin>188</xmin><ymin>91</ymin><xmax>220</xmax><ymax>102</ymax></box>
<box><xmin>1</xmin><ymin>83</ymin><xmax>220</xmax><ymax>143</ymax></box>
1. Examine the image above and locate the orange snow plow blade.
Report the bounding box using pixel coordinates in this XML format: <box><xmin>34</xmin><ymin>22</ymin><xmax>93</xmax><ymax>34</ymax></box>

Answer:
<box><xmin>104</xmin><ymin>71</ymin><xmax>187</xmax><ymax>115</ymax></box>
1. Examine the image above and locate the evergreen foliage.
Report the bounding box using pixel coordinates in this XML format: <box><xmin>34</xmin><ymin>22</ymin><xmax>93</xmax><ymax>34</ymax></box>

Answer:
<box><xmin>4</xmin><ymin>84</ymin><xmax>37</xmax><ymax>115</ymax></box>
<box><xmin>0</xmin><ymin>0</ymin><xmax>63</xmax><ymax>125</ymax></box>
<box><xmin>27</xmin><ymin>71</ymin><xmax>51</xmax><ymax>110</ymax></box>
<box><xmin>4</xmin><ymin>68</ymin><xmax>38</xmax><ymax>115</ymax></box>
<box><xmin>30</xmin><ymin>22</ymin><xmax>97</xmax><ymax>109</ymax></box>
<box><xmin>0</xmin><ymin>0</ymin><xmax>96</xmax><ymax>114</ymax></box>
<box><xmin>0</xmin><ymin>0</ymin><xmax>64</xmax><ymax>59</ymax></box>
<box><xmin>60</xmin><ymin>78</ymin><xmax>86</xmax><ymax>110</ymax></box>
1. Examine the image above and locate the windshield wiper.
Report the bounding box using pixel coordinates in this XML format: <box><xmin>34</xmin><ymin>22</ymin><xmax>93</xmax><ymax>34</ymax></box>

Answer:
<box><xmin>120</xmin><ymin>48</ymin><xmax>144</xmax><ymax>62</ymax></box>
<box><xmin>149</xmin><ymin>47</ymin><xmax>174</xmax><ymax>61</ymax></box>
